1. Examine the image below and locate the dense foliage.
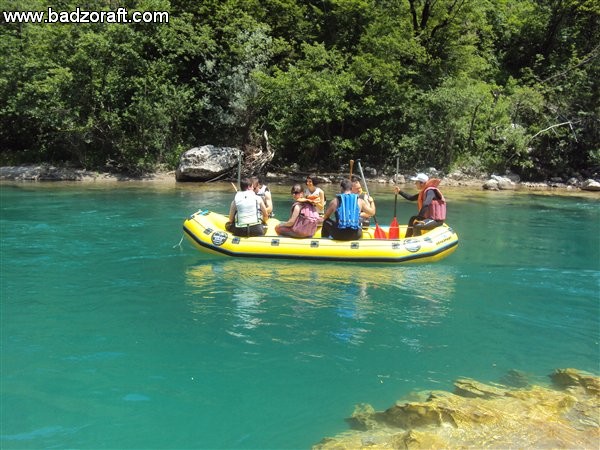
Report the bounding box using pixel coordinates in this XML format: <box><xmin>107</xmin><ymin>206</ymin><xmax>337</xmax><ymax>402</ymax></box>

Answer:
<box><xmin>1</xmin><ymin>0</ymin><xmax>598</xmax><ymax>178</ymax></box>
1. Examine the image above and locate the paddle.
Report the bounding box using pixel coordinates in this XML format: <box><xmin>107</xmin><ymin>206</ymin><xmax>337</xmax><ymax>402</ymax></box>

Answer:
<box><xmin>236</xmin><ymin>149</ymin><xmax>242</xmax><ymax>190</ymax></box>
<box><xmin>356</xmin><ymin>160</ymin><xmax>387</xmax><ymax>239</ymax></box>
<box><xmin>389</xmin><ymin>193</ymin><xmax>399</xmax><ymax>239</ymax></box>
<box><xmin>349</xmin><ymin>159</ymin><xmax>354</xmax><ymax>180</ymax></box>
<box><xmin>388</xmin><ymin>157</ymin><xmax>400</xmax><ymax>239</ymax></box>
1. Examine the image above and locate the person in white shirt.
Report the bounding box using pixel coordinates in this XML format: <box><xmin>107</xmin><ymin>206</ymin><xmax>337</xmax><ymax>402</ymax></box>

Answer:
<box><xmin>226</xmin><ymin>178</ymin><xmax>269</xmax><ymax>237</ymax></box>
<box><xmin>251</xmin><ymin>175</ymin><xmax>274</xmax><ymax>217</ymax></box>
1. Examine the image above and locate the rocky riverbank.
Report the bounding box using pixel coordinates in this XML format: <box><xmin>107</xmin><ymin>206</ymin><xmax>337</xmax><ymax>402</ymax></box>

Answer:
<box><xmin>314</xmin><ymin>368</ymin><xmax>599</xmax><ymax>449</ymax></box>
<box><xmin>1</xmin><ymin>164</ymin><xmax>600</xmax><ymax>192</ymax></box>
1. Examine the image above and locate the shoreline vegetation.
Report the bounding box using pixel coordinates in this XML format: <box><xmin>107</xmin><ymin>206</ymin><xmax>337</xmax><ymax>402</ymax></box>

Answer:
<box><xmin>2</xmin><ymin>1</ymin><xmax>597</xmax><ymax>183</ymax></box>
<box><xmin>2</xmin><ymin>164</ymin><xmax>599</xmax><ymax>193</ymax></box>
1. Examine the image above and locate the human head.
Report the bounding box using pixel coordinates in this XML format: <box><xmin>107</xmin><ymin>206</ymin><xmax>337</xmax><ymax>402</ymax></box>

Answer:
<box><xmin>239</xmin><ymin>177</ymin><xmax>253</xmax><ymax>190</ymax></box>
<box><xmin>290</xmin><ymin>183</ymin><xmax>303</xmax><ymax>198</ymax></box>
<box><xmin>305</xmin><ymin>174</ymin><xmax>318</xmax><ymax>186</ymax></box>
<box><xmin>410</xmin><ymin>173</ymin><xmax>429</xmax><ymax>186</ymax></box>
<box><xmin>340</xmin><ymin>178</ymin><xmax>352</xmax><ymax>193</ymax></box>
<box><xmin>251</xmin><ymin>175</ymin><xmax>264</xmax><ymax>190</ymax></box>
<box><xmin>351</xmin><ymin>177</ymin><xmax>362</xmax><ymax>194</ymax></box>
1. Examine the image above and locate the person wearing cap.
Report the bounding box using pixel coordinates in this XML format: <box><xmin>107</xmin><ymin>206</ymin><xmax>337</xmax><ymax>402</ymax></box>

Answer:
<box><xmin>394</xmin><ymin>173</ymin><xmax>447</xmax><ymax>238</ymax></box>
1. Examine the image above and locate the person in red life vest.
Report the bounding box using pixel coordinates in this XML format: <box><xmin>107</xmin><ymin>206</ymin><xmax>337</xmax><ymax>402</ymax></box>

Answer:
<box><xmin>394</xmin><ymin>173</ymin><xmax>447</xmax><ymax>238</ymax></box>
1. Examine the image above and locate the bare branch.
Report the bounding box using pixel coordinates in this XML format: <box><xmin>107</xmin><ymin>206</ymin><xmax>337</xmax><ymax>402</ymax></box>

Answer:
<box><xmin>528</xmin><ymin>121</ymin><xmax>576</xmax><ymax>143</ymax></box>
<box><xmin>540</xmin><ymin>44</ymin><xmax>600</xmax><ymax>84</ymax></box>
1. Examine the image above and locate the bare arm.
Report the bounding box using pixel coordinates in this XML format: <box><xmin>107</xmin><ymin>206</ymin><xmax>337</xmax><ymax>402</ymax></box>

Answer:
<box><xmin>280</xmin><ymin>204</ymin><xmax>301</xmax><ymax>227</ymax></box>
<box><xmin>258</xmin><ymin>198</ymin><xmax>269</xmax><ymax>223</ymax></box>
<box><xmin>228</xmin><ymin>200</ymin><xmax>237</xmax><ymax>223</ymax></box>
<box><xmin>322</xmin><ymin>198</ymin><xmax>338</xmax><ymax>220</ymax></box>
<box><xmin>317</xmin><ymin>190</ymin><xmax>325</xmax><ymax>210</ymax></box>
<box><xmin>359</xmin><ymin>198</ymin><xmax>376</xmax><ymax>216</ymax></box>
<box><xmin>264</xmin><ymin>190</ymin><xmax>273</xmax><ymax>215</ymax></box>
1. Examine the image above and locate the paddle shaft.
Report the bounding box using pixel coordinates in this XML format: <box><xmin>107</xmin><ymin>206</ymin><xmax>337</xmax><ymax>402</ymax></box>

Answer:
<box><xmin>357</xmin><ymin>160</ymin><xmax>386</xmax><ymax>239</ymax></box>
<box><xmin>356</xmin><ymin>160</ymin><xmax>371</xmax><ymax>198</ymax></box>
<box><xmin>356</xmin><ymin>160</ymin><xmax>376</xmax><ymax>220</ymax></box>
<box><xmin>349</xmin><ymin>159</ymin><xmax>354</xmax><ymax>180</ymax></box>
<box><xmin>237</xmin><ymin>150</ymin><xmax>242</xmax><ymax>190</ymax></box>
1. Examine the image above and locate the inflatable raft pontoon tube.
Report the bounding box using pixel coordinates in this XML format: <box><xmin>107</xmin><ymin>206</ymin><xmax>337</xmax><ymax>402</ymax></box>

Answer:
<box><xmin>183</xmin><ymin>209</ymin><xmax>458</xmax><ymax>263</ymax></box>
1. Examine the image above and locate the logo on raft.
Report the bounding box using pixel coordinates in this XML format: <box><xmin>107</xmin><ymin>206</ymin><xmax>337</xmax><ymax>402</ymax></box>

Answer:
<box><xmin>404</xmin><ymin>239</ymin><xmax>421</xmax><ymax>253</ymax></box>
<box><xmin>211</xmin><ymin>231</ymin><xmax>228</xmax><ymax>246</ymax></box>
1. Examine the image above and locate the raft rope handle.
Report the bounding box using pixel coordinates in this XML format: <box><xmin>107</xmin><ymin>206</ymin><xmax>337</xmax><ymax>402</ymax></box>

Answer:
<box><xmin>173</xmin><ymin>234</ymin><xmax>184</xmax><ymax>248</ymax></box>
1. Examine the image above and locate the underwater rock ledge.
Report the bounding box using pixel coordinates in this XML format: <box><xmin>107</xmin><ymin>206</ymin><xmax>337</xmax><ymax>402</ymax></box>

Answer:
<box><xmin>313</xmin><ymin>368</ymin><xmax>599</xmax><ymax>449</ymax></box>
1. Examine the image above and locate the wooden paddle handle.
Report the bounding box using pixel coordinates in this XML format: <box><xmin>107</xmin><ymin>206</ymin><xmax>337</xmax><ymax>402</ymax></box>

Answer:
<box><xmin>349</xmin><ymin>160</ymin><xmax>354</xmax><ymax>180</ymax></box>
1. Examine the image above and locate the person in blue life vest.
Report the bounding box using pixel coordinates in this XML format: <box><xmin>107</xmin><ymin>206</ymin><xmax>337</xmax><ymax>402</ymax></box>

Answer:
<box><xmin>351</xmin><ymin>176</ymin><xmax>376</xmax><ymax>228</ymax></box>
<box><xmin>251</xmin><ymin>175</ymin><xmax>274</xmax><ymax>217</ymax></box>
<box><xmin>226</xmin><ymin>177</ymin><xmax>269</xmax><ymax>237</ymax></box>
<box><xmin>394</xmin><ymin>173</ymin><xmax>447</xmax><ymax>238</ymax></box>
<box><xmin>322</xmin><ymin>178</ymin><xmax>376</xmax><ymax>240</ymax></box>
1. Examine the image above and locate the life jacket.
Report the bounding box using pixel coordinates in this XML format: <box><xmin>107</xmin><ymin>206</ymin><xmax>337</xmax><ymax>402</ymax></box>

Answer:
<box><xmin>335</xmin><ymin>193</ymin><xmax>360</xmax><ymax>229</ymax></box>
<box><xmin>417</xmin><ymin>179</ymin><xmax>446</xmax><ymax>221</ymax></box>
<box><xmin>290</xmin><ymin>201</ymin><xmax>320</xmax><ymax>236</ymax></box>
<box><xmin>234</xmin><ymin>190</ymin><xmax>261</xmax><ymax>227</ymax></box>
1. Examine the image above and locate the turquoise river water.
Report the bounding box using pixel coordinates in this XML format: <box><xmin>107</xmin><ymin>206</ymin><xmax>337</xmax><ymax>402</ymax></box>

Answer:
<box><xmin>1</xmin><ymin>182</ymin><xmax>599</xmax><ymax>449</ymax></box>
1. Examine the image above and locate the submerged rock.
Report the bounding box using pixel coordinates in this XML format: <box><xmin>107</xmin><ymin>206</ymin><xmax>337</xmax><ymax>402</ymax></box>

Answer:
<box><xmin>313</xmin><ymin>368</ymin><xmax>599</xmax><ymax>449</ymax></box>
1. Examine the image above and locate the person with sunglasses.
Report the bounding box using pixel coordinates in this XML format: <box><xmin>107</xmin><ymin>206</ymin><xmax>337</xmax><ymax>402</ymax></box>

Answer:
<box><xmin>275</xmin><ymin>184</ymin><xmax>320</xmax><ymax>238</ymax></box>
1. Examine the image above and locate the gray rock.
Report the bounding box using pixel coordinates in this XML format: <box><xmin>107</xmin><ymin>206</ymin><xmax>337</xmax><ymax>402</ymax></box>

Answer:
<box><xmin>581</xmin><ymin>179</ymin><xmax>600</xmax><ymax>191</ymax></box>
<box><xmin>484</xmin><ymin>175</ymin><xmax>516</xmax><ymax>190</ymax></box>
<box><xmin>176</xmin><ymin>145</ymin><xmax>240</xmax><ymax>181</ymax></box>
<box><xmin>483</xmin><ymin>179</ymin><xmax>500</xmax><ymax>190</ymax></box>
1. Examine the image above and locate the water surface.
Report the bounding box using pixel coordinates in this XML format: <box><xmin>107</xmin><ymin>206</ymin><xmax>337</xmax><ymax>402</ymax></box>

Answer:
<box><xmin>1</xmin><ymin>182</ymin><xmax>598</xmax><ymax>449</ymax></box>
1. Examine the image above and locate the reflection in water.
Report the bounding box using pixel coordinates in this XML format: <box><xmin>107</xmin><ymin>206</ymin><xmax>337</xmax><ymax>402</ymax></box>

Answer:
<box><xmin>185</xmin><ymin>260</ymin><xmax>457</xmax><ymax>348</ymax></box>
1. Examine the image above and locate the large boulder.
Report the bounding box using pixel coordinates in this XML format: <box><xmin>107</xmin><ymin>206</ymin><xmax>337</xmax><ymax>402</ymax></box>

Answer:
<box><xmin>483</xmin><ymin>175</ymin><xmax>517</xmax><ymax>190</ymax></box>
<box><xmin>176</xmin><ymin>145</ymin><xmax>240</xmax><ymax>181</ymax></box>
<box><xmin>581</xmin><ymin>179</ymin><xmax>600</xmax><ymax>191</ymax></box>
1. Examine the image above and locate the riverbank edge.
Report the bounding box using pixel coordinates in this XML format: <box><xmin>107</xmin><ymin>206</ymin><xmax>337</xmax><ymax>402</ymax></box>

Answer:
<box><xmin>0</xmin><ymin>164</ymin><xmax>597</xmax><ymax>193</ymax></box>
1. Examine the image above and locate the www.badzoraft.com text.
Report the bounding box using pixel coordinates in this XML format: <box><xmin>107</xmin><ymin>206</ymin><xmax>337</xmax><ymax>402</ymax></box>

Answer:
<box><xmin>2</xmin><ymin>7</ymin><xmax>169</xmax><ymax>24</ymax></box>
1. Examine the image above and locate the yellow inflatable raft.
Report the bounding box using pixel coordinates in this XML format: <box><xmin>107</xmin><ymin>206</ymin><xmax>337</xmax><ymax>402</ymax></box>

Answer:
<box><xmin>183</xmin><ymin>209</ymin><xmax>458</xmax><ymax>263</ymax></box>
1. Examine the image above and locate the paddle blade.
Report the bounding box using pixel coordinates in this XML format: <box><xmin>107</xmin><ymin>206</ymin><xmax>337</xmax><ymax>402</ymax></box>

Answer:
<box><xmin>389</xmin><ymin>218</ymin><xmax>400</xmax><ymax>239</ymax></box>
<box><xmin>374</xmin><ymin>223</ymin><xmax>387</xmax><ymax>239</ymax></box>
